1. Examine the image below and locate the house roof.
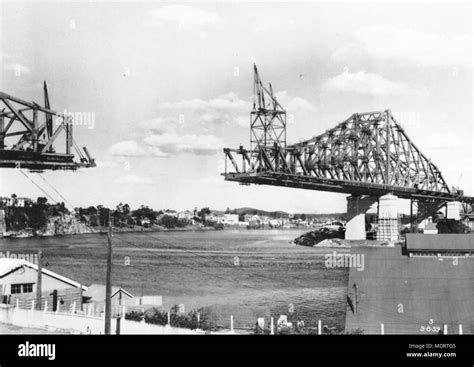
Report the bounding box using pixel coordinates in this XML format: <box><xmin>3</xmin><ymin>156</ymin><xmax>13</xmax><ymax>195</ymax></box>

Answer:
<box><xmin>0</xmin><ymin>258</ymin><xmax>88</xmax><ymax>290</ymax></box>
<box><xmin>405</xmin><ymin>234</ymin><xmax>474</xmax><ymax>252</ymax></box>
<box><xmin>83</xmin><ymin>284</ymin><xmax>134</xmax><ymax>301</ymax></box>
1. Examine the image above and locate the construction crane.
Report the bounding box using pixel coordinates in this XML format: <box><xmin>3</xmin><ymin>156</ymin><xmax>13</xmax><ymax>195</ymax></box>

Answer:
<box><xmin>251</xmin><ymin>64</ymin><xmax>286</xmax><ymax>150</ymax></box>
<box><xmin>0</xmin><ymin>82</ymin><xmax>96</xmax><ymax>171</ymax></box>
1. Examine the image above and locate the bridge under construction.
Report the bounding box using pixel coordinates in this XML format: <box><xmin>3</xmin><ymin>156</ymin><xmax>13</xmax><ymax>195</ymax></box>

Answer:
<box><xmin>0</xmin><ymin>82</ymin><xmax>95</xmax><ymax>171</ymax></box>
<box><xmin>223</xmin><ymin>65</ymin><xmax>474</xmax><ymax>235</ymax></box>
<box><xmin>223</xmin><ymin>66</ymin><xmax>474</xmax><ymax>335</ymax></box>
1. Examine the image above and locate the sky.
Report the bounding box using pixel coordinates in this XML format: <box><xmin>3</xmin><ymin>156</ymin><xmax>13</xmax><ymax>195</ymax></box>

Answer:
<box><xmin>0</xmin><ymin>1</ymin><xmax>472</xmax><ymax>213</ymax></box>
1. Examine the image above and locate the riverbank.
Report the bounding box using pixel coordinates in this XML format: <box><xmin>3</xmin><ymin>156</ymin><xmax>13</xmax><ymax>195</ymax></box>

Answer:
<box><xmin>2</xmin><ymin>224</ymin><xmax>313</xmax><ymax>239</ymax></box>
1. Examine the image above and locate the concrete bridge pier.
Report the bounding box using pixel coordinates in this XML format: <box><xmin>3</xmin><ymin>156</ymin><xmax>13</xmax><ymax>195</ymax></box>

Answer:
<box><xmin>446</xmin><ymin>201</ymin><xmax>461</xmax><ymax>220</ymax></box>
<box><xmin>345</xmin><ymin>195</ymin><xmax>378</xmax><ymax>240</ymax></box>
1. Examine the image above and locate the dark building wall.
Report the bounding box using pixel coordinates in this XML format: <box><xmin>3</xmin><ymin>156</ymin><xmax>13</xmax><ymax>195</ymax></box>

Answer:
<box><xmin>345</xmin><ymin>246</ymin><xmax>474</xmax><ymax>334</ymax></box>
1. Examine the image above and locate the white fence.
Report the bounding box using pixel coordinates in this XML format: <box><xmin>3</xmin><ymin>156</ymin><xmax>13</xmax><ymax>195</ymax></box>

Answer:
<box><xmin>0</xmin><ymin>304</ymin><xmax>199</xmax><ymax>335</ymax></box>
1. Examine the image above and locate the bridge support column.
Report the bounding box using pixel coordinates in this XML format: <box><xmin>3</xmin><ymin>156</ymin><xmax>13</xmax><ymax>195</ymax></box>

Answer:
<box><xmin>411</xmin><ymin>200</ymin><xmax>446</xmax><ymax>232</ymax></box>
<box><xmin>377</xmin><ymin>194</ymin><xmax>399</xmax><ymax>241</ymax></box>
<box><xmin>345</xmin><ymin>195</ymin><xmax>378</xmax><ymax>240</ymax></box>
<box><xmin>446</xmin><ymin>201</ymin><xmax>461</xmax><ymax>220</ymax></box>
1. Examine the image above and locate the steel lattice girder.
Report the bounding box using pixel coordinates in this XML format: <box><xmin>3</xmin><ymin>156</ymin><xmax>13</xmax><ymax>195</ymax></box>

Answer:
<box><xmin>223</xmin><ymin>109</ymin><xmax>474</xmax><ymax>204</ymax></box>
<box><xmin>0</xmin><ymin>84</ymin><xmax>95</xmax><ymax>171</ymax></box>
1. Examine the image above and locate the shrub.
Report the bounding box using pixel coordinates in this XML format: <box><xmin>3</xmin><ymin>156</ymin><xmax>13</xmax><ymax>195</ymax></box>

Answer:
<box><xmin>144</xmin><ymin>307</ymin><xmax>168</xmax><ymax>326</ymax></box>
<box><xmin>212</xmin><ymin>222</ymin><xmax>224</xmax><ymax>230</ymax></box>
<box><xmin>126</xmin><ymin>305</ymin><xmax>218</xmax><ymax>331</ymax></box>
<box><xmin>124</xmin><ymin>310</ymin><xmax>144</xmax><ymax>322</ymax></box>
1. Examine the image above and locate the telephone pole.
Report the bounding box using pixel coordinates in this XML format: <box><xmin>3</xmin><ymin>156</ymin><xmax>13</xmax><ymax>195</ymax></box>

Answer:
<box><xmin>35</xmin><ymin>250</ymin><xmax>42</xmax><ymax>310</ymax></box>
<box><xmin>116</xmin><ymin>290</ymin><xmax>122</xmax><ymax>335</ymax></box>
<box><xmin>105</xmin><ymin>210</ymin><xmax>113</xmax><ymax>334</ymax></box>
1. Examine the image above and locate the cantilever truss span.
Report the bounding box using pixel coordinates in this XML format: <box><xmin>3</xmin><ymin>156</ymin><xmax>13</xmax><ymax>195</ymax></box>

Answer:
<box><xmin>223</xmin><ymin>68</ymin><xmax>474</xmax><ymax>206</ymax></box>
<box><xmin>0</xmin><ymin>83</ymin><xmax>96</xmax><ymax>171</ymax></box>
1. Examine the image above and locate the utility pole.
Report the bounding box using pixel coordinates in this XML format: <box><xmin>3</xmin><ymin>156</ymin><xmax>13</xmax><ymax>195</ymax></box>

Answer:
<box><xmin>116</xmin><ymin>290</ymin><xmax>122</xmax><ymax>335</ymax></box>
<box><xmin>35</xmin><ymin>250</ymin><xmax>42</xmax><ymax>310</ymax></box>
<box><xmin>105</xmin><ymin>210</ymin><xmax>113</xmax><ymax>334</ymax></box>
<box><xmin>353</xmin><ymin>283</ymin><xmax>358</xmax><ymax>314</ymax></box>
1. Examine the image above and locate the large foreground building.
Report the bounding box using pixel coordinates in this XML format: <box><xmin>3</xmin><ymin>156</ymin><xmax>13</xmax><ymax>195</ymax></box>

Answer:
<box><xmin>345</xmin><ymin>234</ymin><xmax>474</xmax><ymax>334</ymax></box>
<box><xmin>0</xmin><ymin>259</ymin><xmax>87</xmax><ymax>311</ymax></box>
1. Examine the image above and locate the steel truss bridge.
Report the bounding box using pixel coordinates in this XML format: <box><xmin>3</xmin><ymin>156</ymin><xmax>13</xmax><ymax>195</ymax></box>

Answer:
<box><xmin>0</xmin><ymin>82</ymin><xmax>95</xmax><ymax>171</ymax></box>
<box><xmin>223</xmin><ymin>66</ymin><xmax>474</xmax><ymax>220</ymax></box>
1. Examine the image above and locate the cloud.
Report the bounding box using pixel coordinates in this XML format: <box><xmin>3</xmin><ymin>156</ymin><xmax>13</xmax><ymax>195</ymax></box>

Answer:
<box><xmin>115</xmin><ymin>174</ymin><xmax>153</xmax><ymax>185</ymax></box>
<box><xmin>157</xmin><ymin>92</ymin><xmax>250</xmax><ymax>111</ymax></box>
<box><xmin>153</xmin><ymin>91</ymin><xmax>315</xmax><ymax>130</ymax></box>
<box><xmin>322</xmin><ymin>70</ymin><xmax>430</xmax><ymax>97</ymax></box>
<box><xmin>109</xmin><ymin>140</ymin><xmax>146</xmax><ymax>157</ymax></box>
<box><xmin>274</xmin><ymin>91</ymin><xmax>317</xmax><ymax>112</ymax></box>
<box><xmin>133</xmin><ymin>91</ymin><xmax>314</xmax><ymax>156</ymax></box>
<box><xmin>251</xmin><ymin>15</ymin><xmax>295</xmax><ymax>33</ymax></box>
<box><xmin>333</xmin><ymin>24</ymin><xmax>471</xmax><ymax>68</ymax></box>
<box><xmin>151</xmin><ymin>92</ymin><xmax>251</xmax><ymax>130</ymax></box>
<box><xmin>138</xmin><ymin>117</ymin><xmax>177</xmax><ymax>134</ymax></box>
<box><xmin>95</xmin><ymin>160</ymin><xmax>118</xmax><ymax>168</ymax></box>
<box><xmin>4</xmin><ymin>63</ymin><xmax>30</xmax><ymax>75</ymax></box>
<box><xmin>144</xmin><ymin>133</ymin><xmax>224</xmax><ymax>156</ymax></box>
<box><xmin>147</xmin><ymin>5</ymin><xmax>223</xmax><ymax>29</ymax></box>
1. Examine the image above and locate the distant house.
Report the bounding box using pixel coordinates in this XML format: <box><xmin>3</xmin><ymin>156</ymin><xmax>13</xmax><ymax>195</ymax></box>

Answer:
<box><xmin>139</xmin><ymin>217</ymin><xmax>151</xmax><ymax>226</ymax></box>
<box><xmin>0</xmin><ymin>259</ymin><xmax>87</xmax><ymax>311</ymax></box>
<box><xmin>423</xmin><ymin>222</ymin><xmax>438</xmax><ymax>234</ymax></box>
<box><xmin>223</xmin><ymin>214</ymin><xmax>239</xmax><ymax>225</ymax></box>
<box><xmin>269</xmin><ymin>219</ymin><xmax>283</xmax><ymax>227</ymax></box>
<box><xmin>260</xmin><ymin>216</ymin><xmax>270</xmax><ymax>225</ymax></box>
<box><xmin>83</xmin><ymin>284</ymin><xmax>134</xmax><ymax>306</ymax></box>
<box><xmin>418</xmin><ymin>217</ymin><xmax>432</xmax><ymax>231</ymax></box>
<box><xmin>0</xmin><ymin>197</ymin><xmax>33</xmax><ymax>208</ymax></box>
<box><xmin>244</xmin><ymin>214</ymin><xmax>261</xmax><ymax>224</ymax></box>
<box><xmin>178</xmin><ymin>210</ymin><xmax>194</xmax><ymax>220</ymax></box>
<box><xmin>163</xmin><ymin>210</ymin><xmax>178</xmax><ymax>217</ymax></box>
<box><xmin>213</xmin><ymin>213</ymin><xmax>227</xmax><ymax>223</ymax></box>
<box><xmin>204</xmin><ymin>214</ymin><xmax>215</xmax><ymax>222</ymax></box>
<box><xmin>204</xmin><ymin>213</ymin><xmax>221</xmax><ymax>223</ymax></box>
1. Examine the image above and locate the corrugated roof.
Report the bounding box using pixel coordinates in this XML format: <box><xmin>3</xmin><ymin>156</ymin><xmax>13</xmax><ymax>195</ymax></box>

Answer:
<box><xmin>0</xmin><ymin>258</ymin><xmax>88</xmax><ymax>290</ymax></box>
<box><xmin>406</xmin><ymin>233</ymin><xmax>474</xmax><ymax>252</ymax></box>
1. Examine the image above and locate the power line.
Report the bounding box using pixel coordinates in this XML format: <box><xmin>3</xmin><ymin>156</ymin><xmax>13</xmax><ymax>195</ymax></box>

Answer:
<box><xmin>36</xmin><ymin>172</ymin><xmax>75</xmax><ymax>209</ymax></box>
<box><xmin>18</xmin><ymin>169</ymin><xmax>57</xmax><ymax>204</ymax></box>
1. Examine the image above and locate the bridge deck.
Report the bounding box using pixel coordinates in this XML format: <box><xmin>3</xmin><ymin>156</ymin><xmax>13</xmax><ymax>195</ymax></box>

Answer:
<box><xmin>223</xmin><ymin>172</ymin><xmax>474</xmax><ymax>204</ymax></box>
<box><xmin>0</xmin><ymin>149</ymin><xmax>95</xmax><ymax>171</ymax></box>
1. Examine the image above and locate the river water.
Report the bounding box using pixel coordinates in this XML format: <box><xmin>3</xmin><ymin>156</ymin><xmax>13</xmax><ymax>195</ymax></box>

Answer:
<box><xmin>0</xmin><ymin>229</ymin><xmax>349</xmax><ymax>330</ymax></box>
